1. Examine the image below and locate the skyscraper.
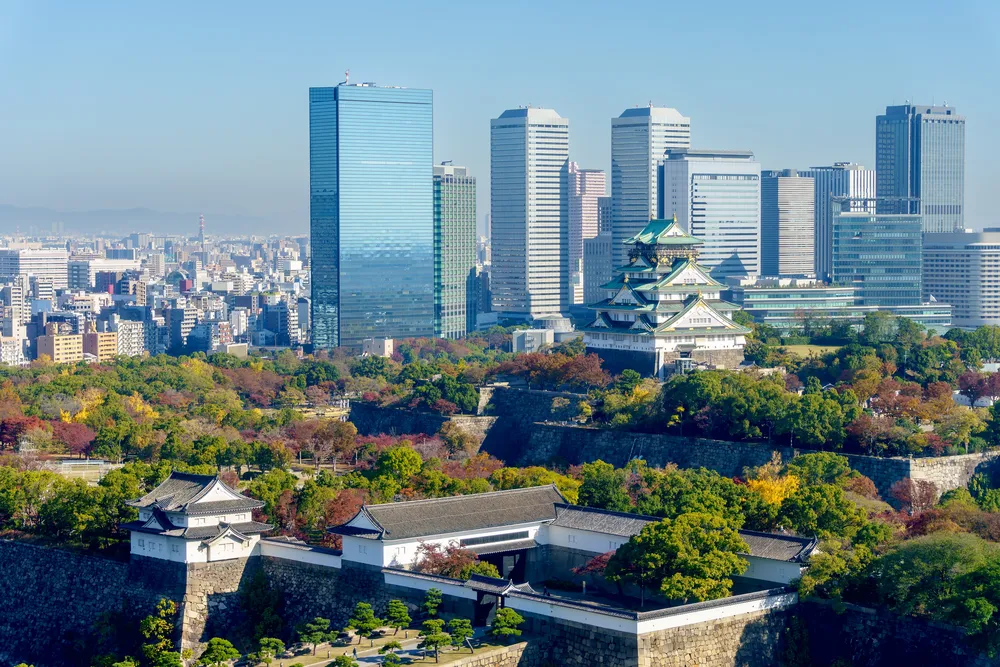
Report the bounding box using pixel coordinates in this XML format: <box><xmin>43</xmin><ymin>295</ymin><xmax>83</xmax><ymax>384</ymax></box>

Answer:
<box><xmin>611</xmin><ymin>106</ymin><xmax>691</xmax><ymax>268</ymax></box>
<box><xmin>798</xmin><ymin>163</ymin><xmax>876</xmax><ymax>281</ymax></box>
<box><xmin>660</xmin><ymin>149</ymin><xmax>761</xmax><ymax>279</ymax></box>
<box><xmin>876</xmin><ymin>104</ymin><xmax>965</xmax><ymax>232</ymax></box>
<box><xmin>923</xmin><ymin>230</ymin><xmax>1000</xmax><ymax>327</ymax></box>
<box><xmin>433</xmin><ymin>163</ymin><xmax>477</xmax><ymax>339</ymax></box>
<box><xmin>490</xmin><ymin>107</ymin><xmax>569</xmax><ymax>321</ymax></box>
<box><xmin>597</xmin><ymin>196</ymin><xmax>612</xmax><ymax>233</ymax></box>
<box><xmin>831</xmin><ymin>198</ymin><xmax>922</xmax><ymax>307</ymax></box>
<box><xmin>309</xmin><ymin>82</ymin><xmax>434</xmax><ymax>349</ymax></box>
<box><xmin>761</xmin><ymin>170</ymin><xmax>815</xmax><ymax>276</ymax></box>
<box><xmin>568</xmin><ymin>163</ymin><xmax>606</xmax><ymax>305</ymax></box>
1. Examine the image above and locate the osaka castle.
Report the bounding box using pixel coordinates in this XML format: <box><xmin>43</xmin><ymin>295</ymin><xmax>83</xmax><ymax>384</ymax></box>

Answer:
<box><xmin>583</xmin><ymin>216</ymin><xmax>749</xmax><ymax>378</ymax></box>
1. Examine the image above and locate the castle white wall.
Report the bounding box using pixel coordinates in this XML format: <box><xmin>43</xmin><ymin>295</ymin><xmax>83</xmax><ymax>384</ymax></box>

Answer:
<box><xmin>259</xmin><ymin>539</ymin><xmax>342</xmax><ymax>568</ymax></box>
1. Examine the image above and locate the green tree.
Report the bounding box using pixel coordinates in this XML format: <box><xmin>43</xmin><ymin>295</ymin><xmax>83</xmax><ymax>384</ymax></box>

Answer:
<box><xmin>347</xmin><ymin>601</ymin><xmax>383</xmax><ymax>646</ymax></box>
<box><xmin>778</xmin><ymin>484</ymin><xmax>866</xmax><ymax>541</ymax></box>
<box><xmin>577</xmin><ymin>460</ymin><xmax>630</xmax><ymax>511</ymax></box>
<box><xmin>375</xmin><ymin>446</ymin><xmax>423</xmax><ymax>483</ymax></box>
<box><xmin>332</xmin><ymin>656</ymin><xmax>358</xmax><ymax>667</ymax></box>
<box><xmin>489</xmin><ymin>608</ymin><xmax>524</xmax><ymax>642</ymax></box>
<box><xmin>140</xmin><ymin>599</ymin><xmax>178</xmax><ymax>665</ymax></box>
<box><xmin>616</xmin><ymin>369</ymin><xmax>643</xmax><ymax>393</ymax></box>
<box><xmin>353</xmin><ymin>355</ymin><xmax>394</xmax><ymax>380</ymax></box>
<box><xmin>256</xmin><ymin>638</ymin><xmax>285</xmax><ymax>667</ymax></box>
<box><xmin>298</xmin><ymin>617</ymin><xmax>333</xmax><ymax>655</ymax></box>
<box><xmin>605</xmin><ymin>513</ymin><xmax>749</xmax><ymax>605</ymax></box>
<box><xmin>197</xmin><ymin>638</ymin><xmax>240</xmax><ymax>667</ymax></box>
<box><xmin>385</xmin><ymin>599</ymin><xmax>412</xmax><ymax>635</ymax></box>
<box><xmin>152</xmin><ymin>653</ymin><xmax>183</xmax><ymax>667</ymax></box>
<box><xmin>448</xmin><ymin>618</ymin><xmax>474</xmax><ymax>651</ymax></box>
<box><xmin>423</xmin><ymin>588</ymin><xmax>443</xmax><ymax>617</ymax></box>
<box><xmin>378</xmin><ymin>640</ymin><xmax>404</xmax><ymax>666</ymax></box>
<box><xmin>418</xmin><ymin>619</ymin><xmax>451</xmax><ymax>662</ymax></box>
<box><xmin>784</xmin><ymin>452</ymin><xmax>851</xmax><ymax>486</ymax></box>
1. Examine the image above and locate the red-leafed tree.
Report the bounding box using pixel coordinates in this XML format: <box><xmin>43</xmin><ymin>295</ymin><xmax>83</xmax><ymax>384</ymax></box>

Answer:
<box><xmin>50</xmin><ymin>421</ymin><xmax>96</xmax><ymax>458</ymax></box>
<box><xmin>412</xmin><ymin>542</ymin><xmax>500</xmax><ymax>579</ymax></box>
<box><xmin>890</xmin><ymin>478</ymin><xmax>938</xmax><ymax>514</ymax></box>
<box><xmin>0</xmin><ymin>415</ymin><xmax>47</xmax><ymax>450</ymax></box>
<box><xmin>571</xmin><ymin>551</ymin><xmax>614</xmax><ymax>577</ymax></box>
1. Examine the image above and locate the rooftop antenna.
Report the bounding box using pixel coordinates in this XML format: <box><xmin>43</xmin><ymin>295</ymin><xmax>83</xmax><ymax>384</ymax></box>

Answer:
<box><xmin>345</xmin><ymin>69</ymin><xmax>350</xmax><ymax>85</ymax></box>
<box><xmin>199</xmin><ymin>214</ymin><xmax>205</xmax><ymax>255</ymax></box>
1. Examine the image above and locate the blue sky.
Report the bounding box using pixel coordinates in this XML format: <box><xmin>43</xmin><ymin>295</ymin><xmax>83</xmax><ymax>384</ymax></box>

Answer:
<box><xmin>0</xmin><ymin>0</ymin><xmax>998</xmax><ymax>234</ymax></box>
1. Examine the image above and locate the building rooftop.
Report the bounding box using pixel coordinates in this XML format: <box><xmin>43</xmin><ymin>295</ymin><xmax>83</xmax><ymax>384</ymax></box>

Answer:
<box><xmin>495</xmin><ymin>108</ymin><xmax>565</xmax><ymax>122</ymax></box>
<box><xmin>624</xmin><ymin>218</ymin><xmax>703</xmax><ymax>247</ymax></box>
<box><xmin>127</xmin><ymin>471</ymin><xmax>264</xmax><ymax>514</ymax></box>
<box><xmin>616</xmin><ymin>106</ymin><xmax>689</xmax><ymax>122</ymax></box>
<box><xmin>332</xmin><ymin>485</ymin><xmax>566</xmax><ymax>541</ymax></box>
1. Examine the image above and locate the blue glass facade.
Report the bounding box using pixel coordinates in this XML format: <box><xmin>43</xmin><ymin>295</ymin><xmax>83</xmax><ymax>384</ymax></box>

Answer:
<box><xmin>309</xmin><ymin>85</ymin><xmax>434</xmax><ymax>348</ymax></box>
<box><xmin>831</xmin><ymin>207</ymin><xmax>922</xmax><ymax>307</ymax></box>
<box><xmin>876</xmin><ymin>104</ymin><xmax>965</xmax><ymax>233</ymax></box>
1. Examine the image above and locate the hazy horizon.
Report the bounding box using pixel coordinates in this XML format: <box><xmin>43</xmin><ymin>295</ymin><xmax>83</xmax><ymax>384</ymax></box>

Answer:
<box><xmin>1</xmin><ymin>0</ymin><xmax>997</xmax><ymax>237</ymax></box>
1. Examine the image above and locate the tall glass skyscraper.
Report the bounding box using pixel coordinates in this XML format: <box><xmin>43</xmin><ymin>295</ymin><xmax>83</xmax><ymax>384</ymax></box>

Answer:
<box><xmin>433</xmin><ymin>164</ymin><xmax>477</xmax><ymax>339</ymax></box>
<box><xmin>490</xmin><ymin>108</ymin><xmax>569</xmax><ymax>321</ymax></box>
<box><xmin>799</xmin><ymin>163</ymin><xmax>876</xmax><ymax>281</ymax></box>
<box><xmin>611</xmin><ymin>106</ymin><xmax>691</xmax><ymax>268</ymax></box>
<box><xmin>309</xmin><ymin>83</ymin><xmax>434</xmax><ymax>349</ymax></box>
<box><xmin>876</xmin><ymin>104</ymin><xmax>965</xmax><ymax>232</ymax></box>
<box><xmin>659</xmin><ymin>149</ymin><xmax>761</xmax><ymax>279</ymax></box>
<box><xmin>568</xmin><ymin>163</ymin><xmax>606</xmax><ymax>305</ymax></box>
<box><xmin>831</xmin><ymin>199</ymin><xmax>922</xmax><ymax>307</ymax></box>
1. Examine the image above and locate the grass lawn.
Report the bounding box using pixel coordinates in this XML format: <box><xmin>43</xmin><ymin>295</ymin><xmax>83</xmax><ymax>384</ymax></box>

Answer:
<box><xmin>781</xmin><ymin>344</ymin><xmax>841</xmax><ymax>358</ymax></box>
<box><xmin>407</xmin><ymin>640</ymin><xmax>509</xmax><ymax>664</ymax></box>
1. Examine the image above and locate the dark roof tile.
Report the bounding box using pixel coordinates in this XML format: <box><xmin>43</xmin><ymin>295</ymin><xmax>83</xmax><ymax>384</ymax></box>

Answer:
<box><xmin>354</xmin><ymin>485</ymin><xmax>565</xmax><ymax>541</ymax></box>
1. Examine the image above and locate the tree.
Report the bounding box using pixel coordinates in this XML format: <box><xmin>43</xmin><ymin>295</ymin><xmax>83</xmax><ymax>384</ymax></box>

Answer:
<box><xmin>298</xmin><ymin>617</ymin><xmax>333</xmax><ymax>655</ymax></box>
<box><xmin>314</xmin><ymin>419</ymin><xmax>358</xmax><ymax>472</ymax></box>
<box><xmin>778</xmin><ymin>485</ymin><xmax>866</xmax><ymax>540</ymax></box>
<box><xmin>423</xmin><ymin>588</ymin><xmax>443</xmax><ymax>617</ymax></box>
<box><xmin>378</xmin><ymin>640</ymin><xmax>403</xmax><ymax>666</ymax></box>
<box><xmin>385</xmin><ymin>599</ymin><xmax>412</xmax><ymax>635</ymax></box>
<box><xmin>256</xmin><ymin>638</ymin><xmax>285</xmax><ymax>667</ymax></box>
<box><xmin>197</xmin><ymin>638</ymin><xmax>240</xmax><ymax>667</ymax></box>
<box><xmin>152</xmin><ymin>653</ymin><xmax>183</xmax><ymax>667</ymax></box>
<box><xmin>140</xmin><ymin>599</ymin><xmax>178</xmax><ymax>665</ymax></box>
<box><xmin>332</xmin><ymin>657</ymin><xmax>358</xmax><ymax>667</ymax></box>
<box><xmin>448</xmin><ymin>618</ymin><xmax>474</xmax><ymax>651</ymax></box>
<box><xmin>418</xmin><ymin>619</ymin><xmax>451</xmax><ymax>662</ymax></box>
<box><xmin>412</xmin><ymin>542</ymin><xmax>501</xmax><ymax>580</ymax></box>
<box><xmin>890</xmin><ymin>479</ymin><xmax>939</xmax><ymax>514</ymax></box>
<box><xmin>577</xmin><ymin>460</ymin><xmax>630</xmax><ymax>512</ymax></box>
<box><xmin>605</xmin><ymin>513</ymin><xmax>749</xmax><ymax>605</ymax></box>
<box><xmin>347</xmin><ymin>601</ymin><xmax>384</xmax><ymax>646</ymax></box>
<box><xmin>438</xmin><ymin>421</ymin><xmax>479</xmax><ymax>458</ymax></box>
<box><xmin>375</xmin><ymin>446</ymin><xmax>423</xmax><ymax>483</ymax></box>
<box><xmin>489</xmin><ymin>608</ymin><xmax>524</xmax><ymax>642</ymax></box>
<box><xmin>784</xmin><ymin>452</ymin><xmax>851</xmax><ymax>486</ymax></box>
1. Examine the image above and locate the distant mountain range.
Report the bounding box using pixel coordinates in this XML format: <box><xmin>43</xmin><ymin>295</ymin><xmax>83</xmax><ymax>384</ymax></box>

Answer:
<box><xmin>0</xmin><ymin>204</ymin><xmax>306</xmax><ymax>237</ymax></box>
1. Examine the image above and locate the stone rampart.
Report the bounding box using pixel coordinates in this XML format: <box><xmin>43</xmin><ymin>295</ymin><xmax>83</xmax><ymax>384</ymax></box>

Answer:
<box><xmin>800</xmin><ymin>599</ymin><xmax>996</xmax><ymax>667</ymax></box>
<box><xmin>348</xmin><ymin>402</ymin><xmax>496</xmax><ymax>443</ymax></box>
<box><xmin>524</xmin><ymin>423</ymin><xmax>998</xmax><ymax>500</ymax></box>
<box><xmin>0</xmin><ymin>541</ymin><xmax>177</xmax><ymax>667</ymax></box>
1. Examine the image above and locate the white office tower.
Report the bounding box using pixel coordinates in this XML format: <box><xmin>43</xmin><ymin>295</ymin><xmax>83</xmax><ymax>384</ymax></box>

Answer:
<box><xmin>1</xmin><ymin>275</ymin><xmax>31</xmax><ymax>339</ymax></box>
<box><xmin>0</xmin><ymin>248</ymin><xmax>69</xmax><ymax>289</ymax></box>
<box><xmin>923</xmin><ymin>230</ymin><xmax>1000</xmax><ymax>327</ymax></box>
<box><xmin>799</xmin><ymin>164</ymin><xmax>876</xmax><ymax>281</ymax></box>
<box><xmin>611</xmin><ymin>106</ymin><xmax>691</xmax><ymax>268</ymax></box>
<box><xmin>490</xmin><ymin>108</ymin><xmax>570</xmax><ymax>321</ymax></box>
<box><xmin>568</xmin><ymin>163</ymin><xmax>607</xmax><ymax>305</ymax></box>
<box><xmin>761</xmin><ymin>170</ymin><xmax>815</xmax><ymax>276</ymax></box>
<box><xmin>660</xmin><ymin>149</ymin><xmax>762</xmax><ymax>279</ymax></box>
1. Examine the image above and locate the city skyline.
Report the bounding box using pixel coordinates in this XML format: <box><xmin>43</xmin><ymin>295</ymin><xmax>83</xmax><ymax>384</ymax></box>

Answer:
<box><xmin>0</xmin><ymin>1</ymin><xmax>996</xmax><ymax>235</ymax></box>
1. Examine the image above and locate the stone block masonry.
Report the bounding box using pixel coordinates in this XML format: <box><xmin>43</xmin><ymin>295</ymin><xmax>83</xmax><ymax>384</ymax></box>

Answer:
<box><xmin>524</xmin><ymin>423</ymin><xmax>999</xmax><ymax>502</ymax></box>
<box><xmin>0</xmin><ymin>541</ymin><xmax>177</xmax><ymax>667</ymax></box>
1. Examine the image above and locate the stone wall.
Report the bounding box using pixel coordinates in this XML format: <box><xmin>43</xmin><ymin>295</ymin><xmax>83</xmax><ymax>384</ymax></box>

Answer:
<box><xmin>0</xmin><ymin>541</ymin><xmax>178</xmax><ymax>667</ymax></box>
<box><xmin>799</xmin><ymin>600</ymin><xmax>996</xmax><ymax>667</ymax></box>
<box><xmin>637</xmin><ymin>608</ymin><xmax>790</xmax><ymax>667</ymax></box>
<box><xmin>349</xmin><ymin>402</ymin><xmax>497</xmax><ymax>443</ymax></box>
<box><xmin>439</xmin><ymin>642</ymin><xmax>545</xmax><ymax>667</ymax></box>
<box><xmin>180</xmin><ymin>557</ymin><xmax>259</xmax><ymax>653</ymax></box>
<box><xmin>523</xmin><ymin>423</ymin><xmax>998</xmax><ymax>501</ymax></box>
